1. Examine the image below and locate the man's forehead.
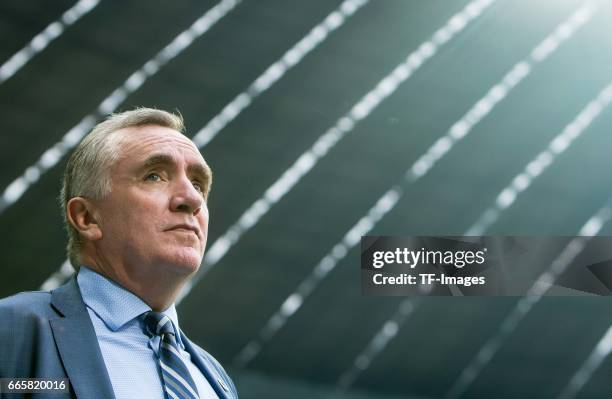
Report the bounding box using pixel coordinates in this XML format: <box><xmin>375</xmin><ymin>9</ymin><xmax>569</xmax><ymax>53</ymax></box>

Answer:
<box><xmin>141</xmin><ymin>152</ymin><xmax>209</xmax><ymax>173</ymax></box>
<box><xmin>115</xmin><ymin>125</ymin><xmax>205</xmax><ymax>164</ymax></box>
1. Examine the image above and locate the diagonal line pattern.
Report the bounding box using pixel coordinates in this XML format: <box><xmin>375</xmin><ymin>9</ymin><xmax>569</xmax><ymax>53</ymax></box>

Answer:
<box><xmin>447</xmin><ymin>202</ymin><xmax>612</xmax><ymax>398</ymax></box>
<box><xmin>0</xmin><ymin>0</ymin><xmax>99</xmax><ymax>84</ymax></box>
<box><xmin>40</xmin><ymin>0</ymin><xmax>370</xmax><ymax>291</ymax></box>
<box><xmin>445</xmin><ymin>80</ymin><xmax>612</xmax><ymax>399</ymax></box>
<box><xmin>557</xmin><ymin>325</ymin><xmax>612</xmax><ymax>399</ymax></box>
<box><xmin>18</xmin><ymin>2</ymin><xmax>607</xmax><ymax>397</ymax></box>
<box><xmin>177</xmin><ymin>0</ymin><xmax>499</xmax><ymax>304</ymax></box>
<box><xmin>192</xmin><ymin>0</ymin><xmax>370</xmax><ymax>149</ymax></box>
<box><xmin>466</xmin><ymin>95</ymin><xmax>612</xmax><ymax>234</ymax></box>
<box><xmin>336</xmin><ymin>298</ymin><xmax>420</xmax><ymax>389</ymax></box>
<box><xmin>230</xmin><ymin>1</ymin><xmax>593</xmax><ymax>372</ymax></box>
<box><xmin>1</xmin><ymin>0</ymin><xmax>241</xmax><ymax>215</ymax></box>
<box><xmin>160</xmin><ymin>359</ymin><xmax>198</xmax><ymax>399</ymax></box>
<box><xmin>146</xmin><ymin>310</ymin><xmax>201</xmax><ymax>399</ymax></box>
<box><xmin>161</xmin><ymin>362</ymin><xmax>198</xmax><ymax>399</ymax></box>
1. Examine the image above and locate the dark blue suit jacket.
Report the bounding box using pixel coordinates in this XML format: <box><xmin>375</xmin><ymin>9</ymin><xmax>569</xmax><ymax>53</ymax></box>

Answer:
<box><xmin>0</xmin><ymin>277</ymin><xmax>238</xmax><ymax>399</ymax></box>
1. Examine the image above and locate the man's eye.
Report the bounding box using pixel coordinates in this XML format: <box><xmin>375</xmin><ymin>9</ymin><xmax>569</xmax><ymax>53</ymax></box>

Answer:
<box><xmin>192</xmin><ymin>181</ymin><xmax>203</xmax><ymax>193</ymax></box>
<box><xmin>146</xmin><ymin>173</ymin><xmax>161</xmax><ymax>182</ymax></box>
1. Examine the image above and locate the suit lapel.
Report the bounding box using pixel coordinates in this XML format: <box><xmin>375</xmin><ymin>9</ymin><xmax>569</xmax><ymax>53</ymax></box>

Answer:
<box><xmin>49</xmin><ymin>277</ymin><xmax>116</xmax><ymax>399</ymax></box>
<box><xmin>182</xmin><ymin>334</ymin><xmax>232</xmax><ymax>399</ymax></box>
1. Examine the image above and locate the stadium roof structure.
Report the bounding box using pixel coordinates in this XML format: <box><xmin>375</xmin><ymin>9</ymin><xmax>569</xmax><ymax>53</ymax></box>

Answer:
<box><xmin>1</xmin><ymin>1</ymin><xmax>612</xmax><ymax>398</ymax></box>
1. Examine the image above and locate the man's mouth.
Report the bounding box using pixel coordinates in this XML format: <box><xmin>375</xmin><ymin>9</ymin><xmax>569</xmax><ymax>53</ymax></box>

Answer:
<box><xmin>167</xmin><ymin>224</ymin><xmax>200</xmax><ymax>239</ymax></box>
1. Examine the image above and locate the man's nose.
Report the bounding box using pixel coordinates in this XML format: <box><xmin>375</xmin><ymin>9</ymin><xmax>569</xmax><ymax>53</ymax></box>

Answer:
<box><xmin>170</xmin><ymin>176</ymin><xmax>203</xmax><ymax>215</ymax></box>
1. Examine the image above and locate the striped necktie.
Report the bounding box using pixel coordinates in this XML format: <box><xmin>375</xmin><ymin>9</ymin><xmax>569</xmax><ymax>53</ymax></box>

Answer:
<box><xmin>144</xmin><ymin>311</ymin><xmax>200</xmax><ymax>399</ymax></box>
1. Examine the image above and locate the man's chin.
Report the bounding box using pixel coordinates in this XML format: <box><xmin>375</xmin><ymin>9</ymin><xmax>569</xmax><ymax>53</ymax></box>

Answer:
<box><xmin>159</xmin><ymin>251</ymin><xmax>202</xmax><ymax>276</ymax></box>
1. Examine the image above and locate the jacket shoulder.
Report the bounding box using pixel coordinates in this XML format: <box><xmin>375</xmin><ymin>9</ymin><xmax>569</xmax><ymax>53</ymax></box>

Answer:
<box><xmin>0</xmin><ymin>290</ymin><xmax>56</xmax><ymax>377</ymax></box>
<box><xmin>0</xmin><ymin>290</ymin><xmax>54</xmax><ymax>321</ymax></box>
<box><xmin>0</xmin><ymin>290</ymin><xmax>52</xmax><ymax>309</ymax></box>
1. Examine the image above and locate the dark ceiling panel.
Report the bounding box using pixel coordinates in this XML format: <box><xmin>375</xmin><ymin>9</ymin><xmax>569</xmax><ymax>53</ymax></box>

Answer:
<box><xmin>0</xmin><ymin>0</ymin><xmax>75</xmax><ymax>61</ymax></box>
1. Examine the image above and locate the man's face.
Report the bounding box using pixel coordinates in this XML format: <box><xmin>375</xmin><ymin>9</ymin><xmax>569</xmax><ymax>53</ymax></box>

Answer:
<box><xmin>94</xmin><ymin>125</ymin><xmax>211</xmax><ymax>276</ymax></box>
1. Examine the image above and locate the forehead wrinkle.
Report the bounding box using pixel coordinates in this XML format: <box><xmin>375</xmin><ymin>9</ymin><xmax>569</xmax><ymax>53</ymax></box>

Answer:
<box><xmin>143</xmin><ymin>153</ymin><xmax>174</xmax><ymax>169</ymax></box>
<box><xmin>117</xmin><ymin>125</ymin><xmax>199</xmax><ymax>158</ymax></box>
<box><xmin>141</xmin><ymin>153</ymin><xmax>210</xmax><ymax>182</ymax></box>
<box><xmin>114</xmin><ymin>127</ymin><xmax>209</xmax><ymax>183</ymax></box>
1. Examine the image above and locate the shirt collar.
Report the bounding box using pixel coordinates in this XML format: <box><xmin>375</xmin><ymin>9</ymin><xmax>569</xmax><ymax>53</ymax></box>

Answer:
<box><xmin>77</xmin><ymin>266</ymin><xmax>183</xmax><ymax>345</ymax></box>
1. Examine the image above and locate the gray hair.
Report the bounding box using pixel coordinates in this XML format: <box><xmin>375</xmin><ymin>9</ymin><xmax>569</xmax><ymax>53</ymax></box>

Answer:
<box><xmin>60</xmin><ymin>107</ymin><xmax>185</xmax><ymax>269</ymax></box>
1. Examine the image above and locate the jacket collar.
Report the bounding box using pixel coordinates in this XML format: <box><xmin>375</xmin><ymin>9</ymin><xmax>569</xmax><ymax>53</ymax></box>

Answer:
<box><xmin>50</xmin><ymin>276</ymin><xmax>116</xmax><ymax>399</ymax></box>
<box><xmin>181</xmin><ymin>332</ymin><xmax>234</xmax><ymax>399</ymax></box>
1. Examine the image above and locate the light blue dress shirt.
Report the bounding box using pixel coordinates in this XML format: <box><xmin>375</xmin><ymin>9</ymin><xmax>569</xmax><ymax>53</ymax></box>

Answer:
<box><xmin>77</xmin><ymin>266</ymin><xmax>218</xmax><ymax>399</ymax></box>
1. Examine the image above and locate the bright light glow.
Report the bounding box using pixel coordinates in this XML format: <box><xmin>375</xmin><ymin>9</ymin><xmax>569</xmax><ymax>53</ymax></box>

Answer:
<box><xmin>466</xmin><ymin>78</ymin><xmax>611</xmax><ymax>236</ymax></box>
<box><xmin>325</xmin><ymin>3</ymin><xmax>596</xmax><ymax>390</ymax></box>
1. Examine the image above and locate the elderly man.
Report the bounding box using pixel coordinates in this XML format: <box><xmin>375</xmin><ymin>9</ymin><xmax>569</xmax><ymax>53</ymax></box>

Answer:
<box><xmin>0</xmin><ymin>108</ymin><xmax>238</xmax><ymax>399</ymax></box>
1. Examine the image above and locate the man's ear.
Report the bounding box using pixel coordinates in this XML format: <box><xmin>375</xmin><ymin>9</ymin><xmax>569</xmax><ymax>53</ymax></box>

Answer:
<box><xmin>66</xmin><ymin>197</ymin><xmax>103</xmax><ymax>241</ymax></box>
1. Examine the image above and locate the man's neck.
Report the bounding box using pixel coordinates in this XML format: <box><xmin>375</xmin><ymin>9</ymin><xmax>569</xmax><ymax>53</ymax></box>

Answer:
<box><xmin>80</xmin><ymin>255</ymin><xmax>187</xmax><ymax>311</ymax></box>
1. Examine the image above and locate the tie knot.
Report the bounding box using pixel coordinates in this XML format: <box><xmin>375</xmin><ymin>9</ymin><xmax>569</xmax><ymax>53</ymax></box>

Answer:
<box><xmin>144</xmin><ymin>311</ymin><xmax>174</xmax><ymax>337</ymax></box>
